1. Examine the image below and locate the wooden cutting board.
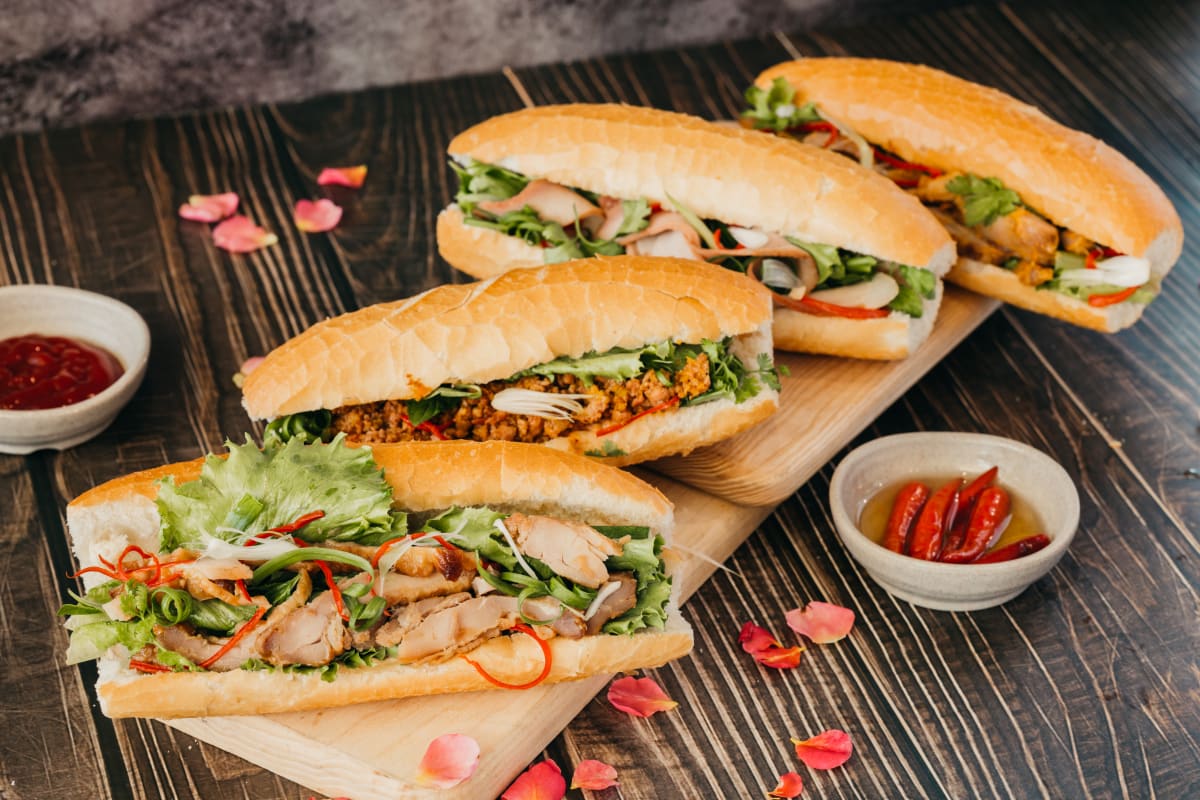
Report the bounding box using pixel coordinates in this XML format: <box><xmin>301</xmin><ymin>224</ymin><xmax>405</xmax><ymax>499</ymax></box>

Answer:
<box><xmin>164</xmin><ymin>287</ymin><xmax>998</xmax><ymax>799</ymax></box>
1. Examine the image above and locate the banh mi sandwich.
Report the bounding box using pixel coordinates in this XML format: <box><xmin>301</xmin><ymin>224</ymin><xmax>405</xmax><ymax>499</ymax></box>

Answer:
<box><xmin>241</xmin><ymin>257</ymin><xmax>781</xmax><ymax>465</ymax></box>
<box><xmin>60</xmin><ymin>438</ymin><xmax>692</xmax><ymax>718</ymax></box>
<box><xmin>436</xmin><ymin>104</ymin><xmax>956</xmax><ymax>360</ymax></box>
<box><xmin>745</xmin><ymin>58</ymin><xmax>1184</xmax><ymax>332</ymax></box>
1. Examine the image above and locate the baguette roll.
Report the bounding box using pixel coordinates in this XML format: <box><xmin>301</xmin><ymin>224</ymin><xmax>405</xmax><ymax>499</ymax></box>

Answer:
<box><xmin>241</xmin><ymin>257</ymin><xmax>781</xmax><ymax>466</ymax></box>
<box><xmin>439</xmin><ymin>103</ymin><xmax>956</xmax><ymax>359</ymax></box>
<box><xmin>752</xmin><ymin>58</ymin><xmax>1183</xmax><ymax>332</ymax></box>
<box><xmin>65</xmin><ymin>441</ymin><xmax>694</xmax><ymax>719</ymax></box>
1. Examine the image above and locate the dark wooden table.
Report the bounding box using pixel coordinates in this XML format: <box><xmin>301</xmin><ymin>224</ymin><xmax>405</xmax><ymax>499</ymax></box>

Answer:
<box><xmin>3</xmin><ymin>1</ymin><xmax>1197</xmax><ymax>797</ymax></box>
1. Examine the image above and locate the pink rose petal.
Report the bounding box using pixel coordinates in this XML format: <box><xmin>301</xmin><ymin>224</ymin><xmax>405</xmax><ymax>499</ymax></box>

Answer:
<box><xmin>769</xmin><ymin>771</ymin><xmax>804</xmax><ymax>798</ymax></box>
<box><xmin>570</xmin><ymin>759</ymin><xmax>618</xmax><ymax>790</ymax></box>
<box><xmin>607</xmin><ymin>675</ymin><xmax>678</xmax><ymax>718</ymax></box>
<box><xmin>212</xmin><ymin>215</ymin><xmax>278</xmax><ymax>253</ymax></box>
<box><xmin>791</xmin><ymin>729</ymin><xmax>853</xmax><ymax>770</ymax></box>
<box><xmin>317</xmin><ymin>165</ymin><xmax>367</xmax><ymax>188</ymax></box>
<box><xmin>740</xmin><ymin>621</ymin><xmax>804</xmax><ymax>669</ymax></box>
<box><xmin>414</xmin><ymin>733</ymin><xmax>480</xmax><ymax>789</ymax></box>
<box><xmin>294</xmin><ymin>198</ymin><xmax>343</xmax><ymax>233</ymax></box>
<box><xmin>785</xmin><ymin>602</ymin><xmax>856</xmax><ymax>644</ymax></box>
<box><xmin>502</xmin><ymin>759</ymin><xmax>566</xmax><ymax>800</ymax></box>
<box><xmin>179</xmin><ymin>192</ymin><xmax>239</xmax><ymax>222</ymax></box>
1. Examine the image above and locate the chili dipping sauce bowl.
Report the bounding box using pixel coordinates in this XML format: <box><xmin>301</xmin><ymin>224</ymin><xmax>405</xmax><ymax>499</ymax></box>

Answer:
<box><xmin>829</xmin><ymin>432</ymin><xmax>1079</xmax><ymax>611</ymax></box>
<box><xmin>0</xmin><ymin>284</ymin><xmax>150</xmax><ymax>454</ymax></box>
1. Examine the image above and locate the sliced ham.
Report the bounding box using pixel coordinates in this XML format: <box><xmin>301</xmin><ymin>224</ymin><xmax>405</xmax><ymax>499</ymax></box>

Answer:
<box><xmin>477</xmin><ymin>179</ymin><xmax>601</xmax><ymax>226</ymax></box>
<box><xmin>506</xmin><ymin>513</ymin><xmax>623</xmax><ymax>589</ymax></box>
<box><xmin>616</xmin><ymin>211</ymin><xmax>700</xmax><ymax>248</ymax></box>
<box><xmin>586</xmin><ymin>195</ymin><xmax>628</xmax><ymax>241</ymax></box>
<box><xmin>625</xmin><ymin>230</ymin><xmax>703</xmax><ymax>260</ymax></box>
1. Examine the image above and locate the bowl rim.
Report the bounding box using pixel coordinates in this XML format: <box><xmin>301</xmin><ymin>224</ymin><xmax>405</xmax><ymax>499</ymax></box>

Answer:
<box><xmin>0</xmin><ymin>284</ymin><xmax>151</xmax><ymax>419</ymax></box>
<box><xmin>829</xmin><ymin>431</ymin><xmax>1079</xmax><ymax>574</ymax></box>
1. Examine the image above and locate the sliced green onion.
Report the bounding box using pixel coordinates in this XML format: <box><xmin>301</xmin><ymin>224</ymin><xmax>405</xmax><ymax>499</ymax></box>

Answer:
<box><xmin>475</xmin><ymin>560</ymin><xmax>520</xmax><ymax>597</ymax></box>
<box><xmin>150</xmin><ymin>587</ymin><xmax>196</xmax><ymax>626</ymax></box>
<box><xmin>251</xmin><ymin>547</ymin><xmax>372</xmax><ymax>583</ymax></box>
<box><xmin>665</xmin><ymin>193</ymin><xmax>718</xmax><ymax>250</ymax></box>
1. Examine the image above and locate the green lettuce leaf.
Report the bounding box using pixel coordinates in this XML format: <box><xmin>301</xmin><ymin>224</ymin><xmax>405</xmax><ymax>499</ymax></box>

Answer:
<box><xmin>427</xmin><ymin>507</ymin><xmax>511</xmax><ymax>567</ymax></box>
<box><xmin>947</xmin><ymin>174</ymin><xmax>1021</xmax><ymax>227</ymax></box>
<box><xmin>741</xmin><ymin>77</ymin><xmax>822</xmax><ymax>133</ymax></box>
<box><xmin>188</xmin><ymin>598</ymin><xmax>258</xmax><ymax>636</ymax></box>
<box><xmin>602</xmin><ymin>576</ymin><xmax>672</xmax><ymax>635</ymax></box>
<box><xmin>450</xmin><ymin>159</ymin><xmax>529</xmax><ymax>213</ymax></box>
<box><xmin>65</xmin><ymin>617</ymin><xmax>156</xmax><ymax>665</ymax></box>
<box><xmin>405</xmin><ymin>384</ymin><xmax>480</xmax><ymax>426</ymax></box>
<box><xmin>156</xmin><ymin>435</ymin><xmax>406</xmax><ymax>551</ymax></box>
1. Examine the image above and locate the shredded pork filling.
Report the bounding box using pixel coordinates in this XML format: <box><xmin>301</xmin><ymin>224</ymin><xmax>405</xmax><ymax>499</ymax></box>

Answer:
<box><xmin>331</xmin><ymin>357</ymin><xmax>711</xmax><ymax>444</ymax></box>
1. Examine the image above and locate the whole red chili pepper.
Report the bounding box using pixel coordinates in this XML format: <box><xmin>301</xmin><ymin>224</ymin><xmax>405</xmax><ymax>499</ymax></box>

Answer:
<box><xmin>974</xmin><ymin>534</ymin><xmax>1051</xmax><ymax>563</ymax></box>
<box><xmin>907</xmin><ymin>479</ymin><xmax>961</xmax><ymax>560</ymax></box>
<box><xmin>940</xmin><ymin>487</ymin><xmax>1011</xmax><ymax>563</ymax></box>
<box><xmin>882</xmin><ymin>482</ymin><xmax>929</xmax><ymax>554</ymax></box>
<box><xmin>944</xmin><ymin>466</ymin><xmax>999</xmax><ymax>552</ymax></box>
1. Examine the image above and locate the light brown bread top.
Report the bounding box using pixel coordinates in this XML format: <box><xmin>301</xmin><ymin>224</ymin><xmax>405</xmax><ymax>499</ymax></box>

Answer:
<box><xmin>755</xmin><ymin>58</ymin><xmax>1183</xmax><ymax>277</ymax></box>
<box><xmin>448</xmin><ymin>103</ymin><xmax>954</xmax><ymax>273</ymax></box>
<box><xmin>241</xmin><ymin>257</ymin><xmax>772</xmax><ymax>419</ymax></box>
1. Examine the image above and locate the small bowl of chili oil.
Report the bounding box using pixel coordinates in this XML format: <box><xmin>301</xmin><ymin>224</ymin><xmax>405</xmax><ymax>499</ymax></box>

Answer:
<box><xmin>0</xmin><ymin>284</ymin><xmax>149</xmax><ymax>454</ymax></box>
<box><xmin>829</xmin><ymin>432</ymin><xmax>1079</xmax><ymax>611</ymax></box>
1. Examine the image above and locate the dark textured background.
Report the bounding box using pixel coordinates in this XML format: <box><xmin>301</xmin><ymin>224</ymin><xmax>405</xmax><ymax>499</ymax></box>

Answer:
<box><xmin>0</xmin><ymin>0</ymin><xmax>965</xmax><ymax>135</ymax></box>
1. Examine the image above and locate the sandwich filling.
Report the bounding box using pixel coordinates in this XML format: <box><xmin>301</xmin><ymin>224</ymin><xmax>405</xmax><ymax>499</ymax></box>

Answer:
<box><xmin>263</xmin><ymin>338</ymin><xmax>781</xmax><ymax>452</ymax></box>
<box><xmin>450</xmin><ymin>159</ymin><xmax>938</xmax><ymax>320</ymax></box>
<box><xmin>61</xmin><ymin>438</ymin><xmax>673</xmax><ymax>684</ymax></box>
<box><xmin>743</xmin><ymin>78</ymin><xmax>1156</xmax><ymax>309</ymax></box>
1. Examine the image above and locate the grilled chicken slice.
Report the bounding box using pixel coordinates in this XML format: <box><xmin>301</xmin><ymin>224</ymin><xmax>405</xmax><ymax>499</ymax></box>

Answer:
<box><xmin>381</xmin><ymin>594</ymin><xmax>522</xmax><ymax>664</ymax></box>
<box><xmin>155</xmin><ymin>622</ymin><xmax>263</xmax><ymax>672</ymax></box>
<box><xmin>979</xmin><ymin>207</ymin><xmax>1059</xmax><ymax>264</ymax></box>
<box><xmin>585</xmin><ymin>572</ymin><xmax>639</xmax><ymax>635</ymax></box>
<box><xmin>323</xmin><ymin>541</ymin><xmax>475</xmax><ymax>579</ymax></box>
<box><xmin>505</xmin><ymin>514</ymin><xmax>624</xmax><ymax>589</ymax></box>
<box><xmin>521</xmin><ymin>596</ymin><xmax>587</xmax><ymax>639</ymax></box>
<box><xmin>258</xmin><ymin>591</ymin><xmax>349</xmax><ymax>667</ymax></box>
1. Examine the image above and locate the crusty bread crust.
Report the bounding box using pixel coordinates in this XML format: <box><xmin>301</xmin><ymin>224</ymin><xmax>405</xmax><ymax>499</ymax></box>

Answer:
<box><xmin>440</xmin><ymin>207</ymin><xmax>941</xmax><ymax>359</ymax></box>
<box><xmin>241</xmin><ymin>257</ymin><xmax>778</xmax><ymax>464</ymax></box>
<box><xmin>773</xmin><ymin>280</ymin><xmax>943</xmax><ymax>359</ymax></box>
<box><xmin>65</xmin><ymin>441</ymin><xmax>693</xmax><ymax>718</ymax></box>
<box><xmin>445</xmin><ymin>103</ymin><xmax>954</xmax><ymax>274</ymax></box>
<box><xmin>947</xmin><ymin>258</ymin><xmax>1143</xmax><ymax>333</ymax></box>
<box><xmin>97</xmin><ymin>609</ymin><xmax>693</xmax><ymax>718</ymax></box>
<box><xmin>755</xmin><ymin>58</ymin><xmax>1183</xmax><ymax>280</ymax></box>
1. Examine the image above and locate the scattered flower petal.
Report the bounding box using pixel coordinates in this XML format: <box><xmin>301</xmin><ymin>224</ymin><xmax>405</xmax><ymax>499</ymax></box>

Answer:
<box><xmin>755</xmin><ymin>645</ymin><xmax>804</xmax><ymax>670</ymax></box>
<box><xmin>739</xmin><ymin>621</ymin><xmax>781</xmax><ymax>654</ymax></box>
<box><xmin>570</xmin><ymin>759</ymin><xmax>618</xmax><ymax>790</ymax></box>
<box><xmin>740</xmin><ymin>621</ymin><xmax>804</xmax><ymax>669</ymax></box>
<box><xmin>317</xmin><ymin>165</ymin><xmax>367</xmax><ymax>188</ymax></box>
<box><xmin>785</xmin><ymin>602</ymin><xmax>856</xmax><ymax>644</ymax></box>
<box><xmin>414</xmin><ymin>733</ymin><xmax>480</xmax><ymax>789</ymax></box>
<box><xmin>791</xmin><ymin>729</ymin><xmax>853</xmax><ymax>770</ymax></box>
<box><xmin>212</xmin><ymin>215</ymin><xmax>278</xmax><ymax>253</ymax></box>
<box><xmin>502</xmin><ymin>759</ymin><xmax>566</xmax><ymax>800</ymax></box>
<box><xmin>179</xmin><ymin>192</ymin><xmax>239</xmax><ymax>222</ymax></box>
<box><xmin>294</xmin><ymin>198</ymin><xmax>343</xmax><ymax>233</ymax></box>
<box><xmin>607</xmin><ymin>675</ymin><xmax>678</xmax><ymax>717</ymax></box>
<box><xmin>769</xmin><ymin>771</ymin><xmax>804</xmax><ymax>798</ymax></box>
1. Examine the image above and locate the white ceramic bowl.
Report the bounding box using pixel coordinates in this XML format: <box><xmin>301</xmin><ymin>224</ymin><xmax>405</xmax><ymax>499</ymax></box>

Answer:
<box><xmin>829</xmin><ymin>432</ymin><xmax>1079</xmax><ymax>611</ymax></box>
<box><xmin>0</xmin><ymin>285</ymin><xmax>150</xmax><ymax>454</ymax></box>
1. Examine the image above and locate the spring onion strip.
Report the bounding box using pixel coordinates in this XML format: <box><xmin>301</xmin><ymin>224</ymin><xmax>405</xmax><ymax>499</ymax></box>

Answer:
<box><xmin>374</xmin><ymin>532</ymin><xmax>435</xmax><ymax>595</ymax></box>
<box><xmin>475</xmin><ymin>561</ymin><xmax>521</xmax><ymax>596</ymax></box>
<box><xmin>251</xmin><ymin>548</ymin><xmax>372</xmax><ymax>583</ymax></box>
<box><xmin>665</xmin><ymin>193</ymin><xmax>718</xmax><ymax>250</ymax></box>
<box><xmin>667</xmin><ymin>541</ymin><xmax>745</xmax><ymax>579</ymax></box>
<box><xmin>491</xmin><ymin>388</ymin><xmax>591</xmax><ymax>419</ymax></box>
<box><xmin>494</xmin><ymin>519</ymin><xmax>538</xmax><ymax>578</ymax></box>
<box><xmin>202</xmin><ymin>533</ymin><xmax>299</xmax><ymax>562</ymax></box>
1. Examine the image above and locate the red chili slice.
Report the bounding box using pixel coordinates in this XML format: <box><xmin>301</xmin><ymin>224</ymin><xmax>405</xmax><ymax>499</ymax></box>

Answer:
<box><xmin>794</xmin><ymin>295</ymin><xmax>890</xmax><ymax>319</ymax></box>
<box><xmin>907</xmin><ymin>479</ymin><xmax>962</xmax><ymax>561</ymax></box>
<box><xmin>198</xmin><ymin>606</ymin><xmax>268</xmax><ymax>670</ymax></box>
<box><xmin>940</xmin><ymin>487</ymin><xmax>1011</xmax><ymax>563</ymax></box>
<box><xmin>460</xmin><ymin>623</ymin><xmax>553</xmax><ymax>690</ymax></box>
<box><xmin>872</xmin><ymin>147</ymin><xmax>943</xmax><ymax>177</ymax></box>
<box><xmin>797</xmin><ymin>120</ymin><xmax>839</xmax><ymax>148</ymax></box>
<box><xmin>1087</xmin><ymin>286</ymin><xmax>1139</xmax><ymax>307</ymax></box>
<box><xmin>267</xmin><ymin>510</ymin><xmax>326</xmax><ymax>535</ymax></box>
<box><xmin>974</xmin><ymin>534</ymin><xmax>1051</xmax><ymax>563</ymax></box>
<box><xmin>882</xmin><ymin>482</ymin><xmax>929</xmax><ymax>554</ymax></box>
<box><xmin>129</xmin><ymin>659</ymin><xmax>171</xmax><ymax>674</ymax></box>
<box><xmin>315</xmin><ymin>561</ymin><xmax>348</xmax><ymax>621</ymax></box>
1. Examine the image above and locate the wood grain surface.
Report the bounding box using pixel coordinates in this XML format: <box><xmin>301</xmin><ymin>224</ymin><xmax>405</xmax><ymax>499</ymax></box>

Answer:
<box><xmin>0</xmin><ymin>0</ymin><xmax>1196</xmax><ymax>798</ymax></box>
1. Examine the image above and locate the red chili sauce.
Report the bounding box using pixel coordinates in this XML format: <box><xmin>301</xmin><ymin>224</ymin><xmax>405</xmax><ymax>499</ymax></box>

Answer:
<box><xmin>0</xmin><ymin>334</ymin><xmax>124</xmax><ymax>410</ymax></box>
